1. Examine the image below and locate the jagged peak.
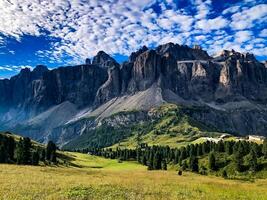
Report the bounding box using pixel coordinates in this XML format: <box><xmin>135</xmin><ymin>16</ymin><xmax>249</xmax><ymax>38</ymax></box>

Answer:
<box><xmin>215</xmin><ymin>49</ymin><xmax>256</xmax><ymax>62</ymax></box>
<box><xmin>129</xmin><ymin>46</ymin><xmax>149</xmax><ymax>62</ymax></box>
<box><xmin>92</xmin><ymin>51</ymin><xmax>117</xmax><ymax>67</ymax></box>
<box><xmin>156</xmin><ymin>42</ymin><xmax>210</xmax><ymax>60</ymax></box>
<box><xmin>85</xmin><ymin>58</ymin><xmax>91</xmax><ymax>65</ymax></box>
<box><xmin>19</xmin><ymin>67</ymin><xmax>31</xmax><ymax>74</ymax></box>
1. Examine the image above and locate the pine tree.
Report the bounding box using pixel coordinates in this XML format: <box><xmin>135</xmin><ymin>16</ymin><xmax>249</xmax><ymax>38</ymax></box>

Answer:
<box><xmin>161</xmin><ymin>159</ymin><xmax>167</xmax><ymax>170</ymax></box>
<box><xmin>46</xmin><ymin>141</ymin><xmax>57</xmax><ymax>161</ymax></box>
<box><xmin>197</xmin><ymin>144</ymin><xmax>203</xmax><ymax>156</ymax></box>
<box><xmin>137</xmin><ymin>148</ymin><xmax>142</xmax><ymax>163</ymax></box>
<box><xmin>0</xmin><ymin>145</ymin><xmax>7</xmax><ymax>163</ymax></box>
<box><xmin>181</xmin><ymin>160</ymin><xmax>188</xmax><ymax>170</ymax></box>
<box><xmin>40</xmin><ymin>149</ymin><xmax>46</xmax><ymax>162</ymax></box>
<box><xmin>263</xmin><ymin>138</ymin><xmax>267</xmax><ymax>158</ymax></box>
<box><xmin>179</xmin><ymin>147</ymin><xmax>186</xmax><ymax>165</ymax></box>
<box><xmin>225</xmin><ymin>141</ymin><xmax>233</xmax><ymax>155</ymax></box>
<box><xmin>189</xmin><ymin>156</ymin><xmax>199</xmax><ymax>172</ymax></box>
<box><xmin>16</xmin><ymin>138</ymin><xmax>25</xmax><ymax>164</ymax></box>
<box><xmin>32</xmin><ymin>151</ymin><xmax>40</xmax><ymax>165</ymax></box>
<box><xmin>222</xmin><ymin>170</ymin><xmax>227</xmax><ymax>179</ymax></box>
<box><xmin>234</xmin><ymin>150</ymin><xmax>243</xmax><ymax>172</ymax></box>
<box><xmin>208</xmin><ymin>152</ymin><xmax>216</xmax><ymax>171</ymax></box>
<box><xmin>147</xmin><ymin>151</ymin><xmax>153</xmax><ymax>170</ymax></box>
<box><xmin>141</xmin><ymin>155</ymin><xmax>147</xmax><ymax>165</ymax></box>
<box><xmin>248</xmin><ymin>149</ymin><xmax>258</xmax><ymax>172</ymax></box>
<box><xmin>7</xmin><ymin>137</ymin><xmax>15</xmax><ymax>161</ymax></box>
<box><xmin>153</xmin><ymin>152</ymin><xmax>161</xmax><ymax>170</ymax></box>
<box><xmin>51</xmin><ymin>152</ymin><xmax>57</xmax><ymax>164</ymax></box>
<box><xmin>22</xmin><ymin>137</ymin><xmax>32</xmax><ymax>164</ymax></box>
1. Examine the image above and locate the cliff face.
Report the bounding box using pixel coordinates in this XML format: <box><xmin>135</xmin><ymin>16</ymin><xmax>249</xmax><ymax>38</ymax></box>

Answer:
<box><xmin>1</xmin><ymin>42</ymin><xmax>267</xmax><ymax>143</ymax></box>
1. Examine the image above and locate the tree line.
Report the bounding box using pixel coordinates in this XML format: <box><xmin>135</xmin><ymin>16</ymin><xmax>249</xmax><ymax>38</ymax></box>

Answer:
<box><xmin>80</xmin><ymin>139</ymin><xmax>267</xmax><ymax>175</ymax></box>
<box><xmin>0</xmin><ymin>133</ymin><xmax>57</xmax><ymax>165</ymax></box>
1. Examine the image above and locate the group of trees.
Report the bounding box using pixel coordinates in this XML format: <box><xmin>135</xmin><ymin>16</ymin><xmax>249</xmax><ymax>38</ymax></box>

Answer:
<box><xmin>82</xmin><ymin>138</ymin><xmax>267</xmax><ymax>175</ymax></box>
<box><xmin>0</xmin><ymin>133</ymin><xmax>57</xmax><ymax>165</ymax></box>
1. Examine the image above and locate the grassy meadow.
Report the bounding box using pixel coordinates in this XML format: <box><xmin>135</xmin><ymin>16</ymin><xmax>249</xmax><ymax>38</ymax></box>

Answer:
<box><xmin>0</xmin><ymin>152</ymin><xmax>267</xmax><ymax>200</ymax></box>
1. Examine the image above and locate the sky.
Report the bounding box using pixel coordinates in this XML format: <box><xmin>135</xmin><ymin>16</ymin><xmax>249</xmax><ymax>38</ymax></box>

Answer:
<box><xmin>0</xmin><ymin>0</ymin><xmax>266</xmax><ymax>79</ymax></box>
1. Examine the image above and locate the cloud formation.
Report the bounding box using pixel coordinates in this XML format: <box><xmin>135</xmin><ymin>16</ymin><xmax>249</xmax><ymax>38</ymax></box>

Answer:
<box><xmin>0</xmin><ymin>0</ymin><xmax>266</xmax><ymax>67</ymax></box>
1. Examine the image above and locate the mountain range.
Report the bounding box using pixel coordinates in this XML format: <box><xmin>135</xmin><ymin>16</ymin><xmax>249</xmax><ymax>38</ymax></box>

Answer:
<box><xmin>1</xmin><ymin>43</ymin><xmax>267</xmax><ymax>148</ymax></box>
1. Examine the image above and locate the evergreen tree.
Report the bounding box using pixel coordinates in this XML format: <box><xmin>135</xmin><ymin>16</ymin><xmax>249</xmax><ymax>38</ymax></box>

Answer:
<box><xmin>189</xmin><ymin>156</ymin><xmax>199</xmax><ymax>172</ymax></box>
<box><xmin>181</xmin><ymin>160</ymin><xmax>188</xmax><ymax>170</ymax></box>
<box><xmin>161</xmin><ymin>159</ymin><xmax>167</xmax><ymax>170</ymax></box>
<box><xmin>141</xmin><ymin>155</ymin><xmax>147</xmax><ymax>165</ymax></box>
<box><xmin>46</xmin><ymin>141</ymin><xmax>57</xmax><ymax>161</ymax></box>
<box><xmin>16</xmin><ymin>138</ymin><xmax>25</xmax><ymax>164</ymax></box>
<box><xmin>222</xmin><ymin>170</ymin><xmax>227</xmax><ymax>179</ymax></box>
<box><xmin>217</xmin><ymin>141</ymin><xmax>225</xmax><ymax>152</ymax></box>
<box><xmin>225</xmin><ymin>141</ymin><xmax>233</xmax><ymax>155</ymax></box>
<box><xmin>40</xmin><ymin>149</ymin><xmax>46</xmax><ymax>162</ymax></box>
<box><xmin>174</xmin><ymin>149</ymin><xmax>179</xmax><ymax>164</ymax></box>
<box><xmin>197</xmin><ymin>144</ymin><xmax>203</xmax><ymax>156</ymax></box>
<box><xmin>153</xmin><ymin>152</ymin><xmax>161</xmax><ymax>170</ymax></box>
<box><xmin>32</xmin><ymin>151</ymin><xmax>40</xmax><ymax>165</ymax></box>
<box><xmin>51</xmin><ymin>152</ymin><xmax>57</xmax><ymax>164</ymax></box>
<box><xmin>263</xmin><ymin>138</ymin><xmax>267</xmax><ymax>158</ymax></box>
<box><xmin>22</xmin><ymin>137</ymin><xmax>32</xmax><ymax>164</ymax></box>
<box><xmin>7</xmin><ymin>137</ymin><xmax>15</xmax><ymax>161</ymax></box>
<box><xmin>147</xmin><ymin>151</ymin><xmax>153</xmax><ymax>170</ymax></box>
<box><xmin>0</xmin><ymin>145</ymin><xmax>7</xmax><ymax>163</ymax></box>
<box><xmin>248</xmin><ymin>149</ymin><xmax>258</xmax><ymax>172</ymax></box>
<box><xmin>179</xmin><ymin>147</ymin><xmax>186</xmax><ymax>165</ymax></box>
<box><xmin>234</xmin><ymin>150</ymin><xmax>243</xmax><ymax>172</ymax></box>
<box><xmin>208</xmin><ymin>152</ymin><xmax>216</xmax><ymax>171</ymax></box>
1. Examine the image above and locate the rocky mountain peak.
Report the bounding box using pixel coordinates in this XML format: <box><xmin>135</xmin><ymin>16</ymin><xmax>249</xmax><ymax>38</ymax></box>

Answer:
<box><xmin>215</xmin><ymin>49</ymin><xmax>256</xmax><ymax>62</ymax></box>
<box><xmin>156</xmin><ymin>42</ymin><xmax>210</xmax><ymax>60</ymax></box>
<box><xmin>85</xmin><ymin>58</ymin><xmax>91</xmax><ymax>65</ymax></box>
<box><xmin>129</xmin><ymin>46</ymin><xmax>149</xmax><ymax>62</ymax></box>
<box><xmin>19</xmin><ymin>67</ymin><xmax>31</xmax><ymax>75</ymax></box>
<box><xmin>32</xmin><ymin>65</ymin><xmax>48</xmax><ymax>78</ymax></box>
<box><xmin>92</xmin><ymin>51</ymin><xmax>117</xmax><ymax>67</ymax></box>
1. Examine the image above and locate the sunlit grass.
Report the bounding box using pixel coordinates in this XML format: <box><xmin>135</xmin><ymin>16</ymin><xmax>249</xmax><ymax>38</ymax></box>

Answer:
<box><xmin>0</xmin><ymin>152</ymin><xmax>267</xmax><ymax>200</ymax></box>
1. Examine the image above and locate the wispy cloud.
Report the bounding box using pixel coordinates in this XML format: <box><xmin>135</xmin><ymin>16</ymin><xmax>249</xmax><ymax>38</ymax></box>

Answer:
<box><xmin>0</xmin><ymin>65</ymin><xmax>33</xmax><ymax>72</ymax></box>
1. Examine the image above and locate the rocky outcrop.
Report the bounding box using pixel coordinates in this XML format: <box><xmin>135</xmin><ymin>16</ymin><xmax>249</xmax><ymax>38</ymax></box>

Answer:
<box><xmin>95</xmin><ymin>64</ymin><xmax>121</xmax><ymax>104</ymax></box>
<box><xmin>128</xmin><ymin>50</ymin><xmax>161</xmax><ymax>92</ymax></box>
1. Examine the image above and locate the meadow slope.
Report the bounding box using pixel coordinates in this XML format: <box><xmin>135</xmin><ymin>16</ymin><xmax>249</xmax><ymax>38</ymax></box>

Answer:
<box><xmin>0</xmin><ymin>152</ymin><xmax>267</xmax><ymax>200</ymax></box>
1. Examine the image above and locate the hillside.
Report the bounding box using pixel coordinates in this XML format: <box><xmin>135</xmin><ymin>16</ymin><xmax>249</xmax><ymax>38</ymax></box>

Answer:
<box><xmin>62</xmin><ymin>104</ymin><xmax>225</xmax><ymax>150</ymax></box>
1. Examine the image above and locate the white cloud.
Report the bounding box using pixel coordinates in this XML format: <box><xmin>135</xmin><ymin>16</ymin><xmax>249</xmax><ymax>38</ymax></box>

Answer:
<box><xmin>230</xmin><ymin>4</ymin><xmax>267</xmax><ymax>30</ymax></box>
<box><xmin>0</xmin><ymin>65</ymin><xmax>33</xmax><ymax>72</ymax></box>
<box><xmin>0</xmin><ymin>0</ymin><xmax>265</xmax><ymax>64</ymax></box>
<box><xmin>195</xmin><ymin>16</ymin><xmax>228</xmax><ymax>31</ymax></box>
<box><xmin>235</xmin><ymin>31</ymin><xmax>253</xmax><ymax>43</ymax></box>
<box><xmin>194</xmin><ymin>0</ymin><xmax>212</xmax><ymax>19</ymax></box>
<box><xmin>259</xmin><ymin>29</ymin><xmax>267</xmax><ymax>37</ymax></box>
<box><xmin>222</xmin><ymin>6</ymin><xmax>240</xmax><ymax>15</ymax></box>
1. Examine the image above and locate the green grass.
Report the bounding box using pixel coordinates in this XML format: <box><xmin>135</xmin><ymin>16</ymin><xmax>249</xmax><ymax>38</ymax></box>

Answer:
<box><xmin>63</xmin><ymin>152</ymin><xmax>144</xmax><ymax>171</ymax></box>
<box><xmin>0</xmin><ymin>151</ymin><xmax>267</xmax><ymax>200</ymax></box>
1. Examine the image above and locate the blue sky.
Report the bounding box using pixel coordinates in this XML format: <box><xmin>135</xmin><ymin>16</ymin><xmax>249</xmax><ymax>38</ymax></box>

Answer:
<box><xmin>0</xmin><ymin>0</ymin><xmax>266</xmax><ymax>79</ymax></box>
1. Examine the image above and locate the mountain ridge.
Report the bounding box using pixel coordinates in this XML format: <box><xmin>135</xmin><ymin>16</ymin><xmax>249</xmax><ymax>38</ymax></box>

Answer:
<box><xmin>1</xmin><ymin>43</ymin><xmax>267</xmax><ymax>146</ymax></box>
